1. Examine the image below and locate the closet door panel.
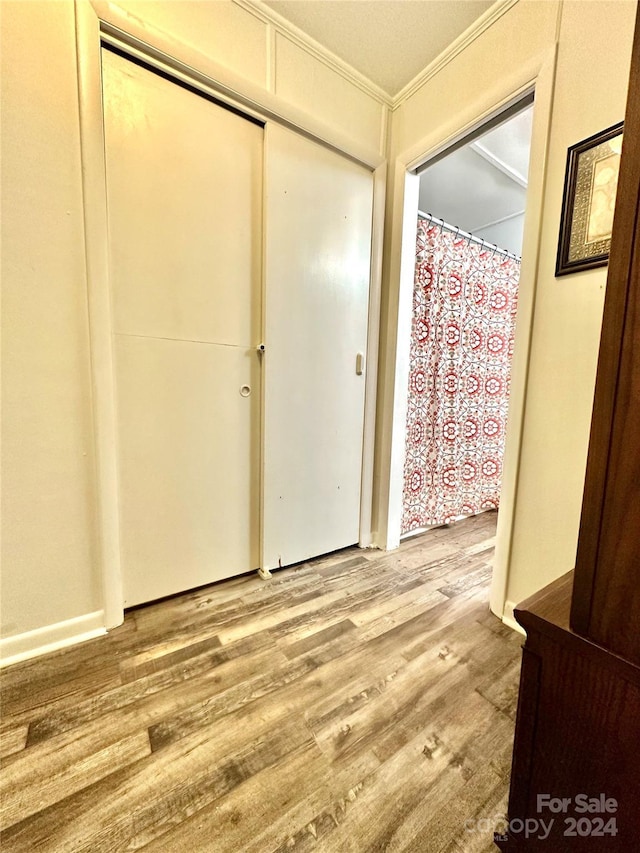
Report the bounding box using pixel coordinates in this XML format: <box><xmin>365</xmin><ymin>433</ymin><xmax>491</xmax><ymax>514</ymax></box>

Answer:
<box><xmin>262</xmin><ymin>125</ymin><xmax>373</xmax><ymax>569</ymax></box>
<box><xmin>102</xmin><ymin>48</ymin><xmax>262</xmax><ymax>606</ymax></box>
<box><xmin>103</xmin><ymin>49</ymin><xmax>262</xmax><ymax>349</ymax></box>
<box><xmin>116</xmin><ymin>336</ymin><xmax>260</xmax><ymax>607</ymax></box>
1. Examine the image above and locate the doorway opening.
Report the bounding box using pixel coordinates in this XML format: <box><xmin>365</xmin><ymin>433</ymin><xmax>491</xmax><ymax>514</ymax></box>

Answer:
<box><xmin>399</xmin><ymin>96</ymin><xmax>534</xmax><ymax>540</ymax></box>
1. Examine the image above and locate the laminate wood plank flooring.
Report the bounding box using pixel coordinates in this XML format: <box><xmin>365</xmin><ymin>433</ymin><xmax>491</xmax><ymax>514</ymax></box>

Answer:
<box><xmin>0</xmin><ymin>510</ymin><xmax>522</xmax><ymax>852</ymax></box>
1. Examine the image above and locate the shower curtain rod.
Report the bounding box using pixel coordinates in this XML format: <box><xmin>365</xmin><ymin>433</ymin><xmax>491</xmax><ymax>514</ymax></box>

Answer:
<box><xmin>417</xmin><ymin>210</ymin><xmax>521</xmax><ymax>261</ymax></box>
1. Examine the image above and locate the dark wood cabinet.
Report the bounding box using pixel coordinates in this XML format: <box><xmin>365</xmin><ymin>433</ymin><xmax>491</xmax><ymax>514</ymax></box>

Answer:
<box><xmin>499</xmin><ymin>6</ymin><xmax>640</xmax><ymax>849</ymax></box>
<box><xmin>498</xmin><ymin>574</ymin><xmax>640</xmax><ymax>849</ymax></box>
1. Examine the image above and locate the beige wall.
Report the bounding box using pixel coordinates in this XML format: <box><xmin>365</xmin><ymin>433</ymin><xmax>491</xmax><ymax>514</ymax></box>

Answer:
<box><xmin>1</xmin><ymin>1</ymin><xmax>102</xmax><ymax>640</ymax></box>
<box><xmin>504</xmin><ymin>0</ymin><xmax>636</xmax><ymax>608</ymax></box>
<box><xmin>0</xmin><ymin>0</ymin><xmax>387</xmax><ymax>656</ymax></box>
<box><xmin>374</xmin><ymin>0</ymin><xmax>636</xmax><ymax>618</ymax></box>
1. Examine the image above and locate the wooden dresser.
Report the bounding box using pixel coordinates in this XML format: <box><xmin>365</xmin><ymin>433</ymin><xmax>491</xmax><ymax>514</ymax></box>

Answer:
<box><xmin>498</xmin><ymin>573</ymin><xmax>640</xmax><ymax>849</ymax></box>
<box><xmin>498</xmin><ymin>6</ymin><xmax>640</xmax><ymax>850</ymax></box>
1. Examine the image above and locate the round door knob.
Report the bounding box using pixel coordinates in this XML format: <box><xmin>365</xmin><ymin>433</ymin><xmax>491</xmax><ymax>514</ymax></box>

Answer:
<box><xmin>240</xmin><ymin>385</ymin><xmax>251</xmax><ymax>397</ymax></box>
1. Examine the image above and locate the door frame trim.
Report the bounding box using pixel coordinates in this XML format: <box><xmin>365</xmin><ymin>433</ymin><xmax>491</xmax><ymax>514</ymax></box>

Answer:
<box><xmin>75</xmin><ymin>0</ymin><xmax>385</xmax><ymax>627</ymax></box>
<box><xmin>375</xmin><ymin>45</ymin><xmax>558</xmax><ymax>625</ymax></box>
<box><xmin>360</xmin><ymin>162</ymin><xmax>387</xmax><ymax>548</ymax></box>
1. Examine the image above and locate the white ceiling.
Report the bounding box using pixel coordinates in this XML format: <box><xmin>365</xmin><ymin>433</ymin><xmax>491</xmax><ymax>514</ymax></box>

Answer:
<box><xmin>418</xmin><ymin>105</ymin><xmax>533</xmax><ymax>255</ymax></box>
<box><xmin>263</xmin><ymin>0</ymin><xmax>494</xmax><ymax>97</ymax></box>
<box><xmin>476</xmin><ymin>107</ymin><xmax>533</xmax><ymax>183</ymax></box>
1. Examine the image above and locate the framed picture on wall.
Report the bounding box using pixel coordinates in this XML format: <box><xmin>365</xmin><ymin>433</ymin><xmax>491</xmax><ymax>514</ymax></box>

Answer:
<box><xmin>555</xmin><ymin>121</ymin><xmax>624</xmax><ymax>276</ymax></box>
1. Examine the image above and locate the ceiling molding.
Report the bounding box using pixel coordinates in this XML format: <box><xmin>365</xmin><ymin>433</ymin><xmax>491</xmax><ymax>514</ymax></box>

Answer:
<box><xmin>470</xmin><ymin>140</ymin><xmax>528</xmax><ymax>188</ymax></box>
<box><xmin>235</xmin><ymin>0</ymin><xmax>393</xmax><ymax>106</ymax></box>
<box><xmin>473</xmin><ymin>208</ymin><xmax>526</xmax><ymax>233</ymax></box>
<box><xmin>391</xmin><ymin>0</ymin><xmax>519</xmax><ymax>109</ymax></box>
<box><xmin>236</xmin><ymin>0</ymin><xmax>520</xmax><ymax>112</ymax></box>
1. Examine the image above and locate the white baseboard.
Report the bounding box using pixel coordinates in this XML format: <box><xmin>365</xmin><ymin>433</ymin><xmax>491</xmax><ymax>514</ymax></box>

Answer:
<box><xmin>501</xmin><ymin>600</ymin><xmax>526</xmax><ymax>636</ymax></box>
<box><xmin>0</xmin><ymin>611</ymin><xmax>106</xmax><ymax>668</ymax></box>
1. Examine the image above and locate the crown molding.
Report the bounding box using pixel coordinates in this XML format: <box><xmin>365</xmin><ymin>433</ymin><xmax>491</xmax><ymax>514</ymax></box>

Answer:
<box><xmin>236</xmin><ymin>0</ymin><xmax>520</xmax><ymax>112</ymax></box>
<box><xmin>391</xmin><ymin>0</ymin><xmax>520</xmax><ymax>109</ymax></box>
<box><xmin>470</xmin><ymin>140</ymin><xmax>529</xmax><ymax>188</ymax></box>
<box><xmin>235</xmin><ymin>0</ymin><xmax>393</xmax><ymax>106</ymax></box>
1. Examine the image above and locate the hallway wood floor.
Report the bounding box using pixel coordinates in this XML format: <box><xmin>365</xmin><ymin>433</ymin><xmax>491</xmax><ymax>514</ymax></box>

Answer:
<box><xmin>0</xmin><ymin>511</ymin><xmax>522</xmax><ymax>852</ymax></box>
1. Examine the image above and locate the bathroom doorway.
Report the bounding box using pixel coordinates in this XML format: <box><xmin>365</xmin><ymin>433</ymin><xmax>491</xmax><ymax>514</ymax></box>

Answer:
<box><xmin>399</xmin><ymin>98</ymin><xmax>534</xmax><ymax>537</ymax></box>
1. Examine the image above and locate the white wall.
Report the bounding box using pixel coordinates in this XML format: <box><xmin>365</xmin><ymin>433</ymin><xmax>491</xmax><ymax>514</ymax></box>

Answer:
<box><xmin>0</xmin><ymin>0</ymin><xmax>388</xmax><ymax>662</ymax></box>
<box><xmin>417</xmin><ymin>105</ymin><xmax>532</xmax><ymax>257</ymax></box>
<box><xmin>417</xmin><ymin>146</ymin><xmax>526</xmax><ymax>239</ymax></box>
<box><xmin>374</xmin><ymin>0</ymin><xmax>636</xmax><ymax>622</ymax></box>
<box><xmin>475</xmin><ymin>214</ymin><xmax>525</xmax><ymax>257</ymax></box>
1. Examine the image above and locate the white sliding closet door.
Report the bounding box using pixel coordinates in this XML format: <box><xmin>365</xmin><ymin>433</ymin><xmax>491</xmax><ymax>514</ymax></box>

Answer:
<box><xmin>262</xmin><ymin>125</ymin><xmax>374</xmax><ymax>570</ymax></box>
<box><xmin>102</xmin><ymin>49</ymin><xmax>263</xmax><ymax>607</ymax></box>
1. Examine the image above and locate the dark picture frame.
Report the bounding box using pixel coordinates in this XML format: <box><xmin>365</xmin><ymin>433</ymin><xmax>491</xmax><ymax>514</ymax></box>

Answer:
<box><xmin>555</xmin><ymin>121</ymin><xmax>624</xmax><ymax>276</ymax></box>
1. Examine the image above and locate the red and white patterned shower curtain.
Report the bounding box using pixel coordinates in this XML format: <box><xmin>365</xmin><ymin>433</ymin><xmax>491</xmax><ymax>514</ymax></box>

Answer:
<box><xmin>401</xmin><ymin>218</ymin><xmax>521</xmax><ymax>534</ymax></box>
